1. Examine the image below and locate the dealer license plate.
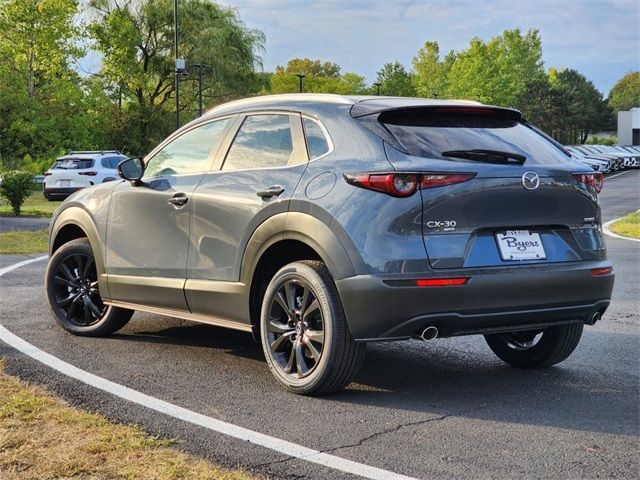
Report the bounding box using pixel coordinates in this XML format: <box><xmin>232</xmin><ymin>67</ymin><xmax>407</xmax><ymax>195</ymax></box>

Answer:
<box><xmin>495</xmin><ymin>230</ymin><xmax>546</xmax><ymax>261</ymax></box>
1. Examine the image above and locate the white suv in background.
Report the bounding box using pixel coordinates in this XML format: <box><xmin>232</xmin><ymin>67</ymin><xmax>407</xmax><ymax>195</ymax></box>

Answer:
<box><xmin>43</xmin><ymin>151</ymin><xmax>127</xmax><ymax>200</ymax></box>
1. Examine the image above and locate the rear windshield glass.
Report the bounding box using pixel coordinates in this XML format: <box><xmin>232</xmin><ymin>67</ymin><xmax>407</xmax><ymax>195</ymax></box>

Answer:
<box><xmin>52</xmin><ymin>158</ymin><xmax>94</xmax><ymax>169</ymax></box>
<box><xmin>101</xmin><ymin>157</ymin><xmax>124</xmax><ymax>169</ymax></box>
<box><xmin>379</xmin><ymin>110</ymin><xmax>573</xmax><ymax>165</ymax></box>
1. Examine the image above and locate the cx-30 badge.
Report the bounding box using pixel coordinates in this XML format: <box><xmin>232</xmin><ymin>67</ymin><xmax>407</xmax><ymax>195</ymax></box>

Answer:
<box><xmin>522</xmin><ymin>171</ymin><xmax>540</xmax><ymax>190</ymax></box>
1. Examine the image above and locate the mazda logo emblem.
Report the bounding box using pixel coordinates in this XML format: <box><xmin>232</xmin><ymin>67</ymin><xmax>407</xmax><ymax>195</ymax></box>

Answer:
<box><xmin>522</xmin><ymin>171</ymin><xmax>540</xmax><ymax>190</ymax></box>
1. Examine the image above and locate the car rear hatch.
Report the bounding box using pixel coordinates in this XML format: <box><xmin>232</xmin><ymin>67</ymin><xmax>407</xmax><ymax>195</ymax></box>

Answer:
<box><xmin>356</xmin><ymin>104</ymin><xmax>605</xmax><ymax>269</ymax></box>
<box><xmin>46</xmin><ymin>158</ymin><xmax>95</xmax><ymax>188</ymax></box>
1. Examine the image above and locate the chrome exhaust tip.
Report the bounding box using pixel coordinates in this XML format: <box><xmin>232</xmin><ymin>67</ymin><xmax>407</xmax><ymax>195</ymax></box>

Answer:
<box><xmin>420</xmin><ymin>326</ymin><xmax>439</xmax><ymax>341</ymax></box>
<box><xmin>591</xmin><ymin>312</ymin><xmax>601</xmax><ymax>324</ymax></box>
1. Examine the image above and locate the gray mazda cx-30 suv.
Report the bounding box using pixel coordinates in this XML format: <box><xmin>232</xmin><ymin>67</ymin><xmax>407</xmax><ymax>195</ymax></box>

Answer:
<box><xmin>46</xmin><ymin>94</ymin><xmax>614</xmax><ymax>395</ymax></box>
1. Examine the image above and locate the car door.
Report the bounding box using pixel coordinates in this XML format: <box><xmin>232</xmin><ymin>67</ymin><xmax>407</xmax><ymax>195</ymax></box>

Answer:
<box><xmin>105</xmin><ymin>117</ymin><xmax>233</xmax><ymax>310</ymax></box>
<box><xmin>185</xmin><ymin>112</ymin><xmax>308</xmax><ymax>322</ymax></box>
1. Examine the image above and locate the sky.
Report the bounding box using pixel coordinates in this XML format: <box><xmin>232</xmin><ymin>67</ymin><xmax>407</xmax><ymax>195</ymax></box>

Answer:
<box><xmin>220</xmin><ymin>0</ymin><xmax>640</xmax><ymax>96</ymax></box>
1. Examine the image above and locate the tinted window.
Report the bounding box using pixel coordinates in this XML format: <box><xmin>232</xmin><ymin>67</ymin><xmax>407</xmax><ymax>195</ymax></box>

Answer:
<box><xmin>53</xmin><ymin>158</ymin><xmax>94</xmax><ymax>169</ymax></box>
<box><xmin>101</xmin><ymin>156</ymin><xmax>125</xmax><ymax>169</ymax></box>
<box><xmin>379</xmin><ymin>110</ymin><xmax>573</xmax><ymax>165</ymax></box>
<box><xmin>223</xmin><ymin>114</ymin><xmax>293</xmax><ymax>171</ymax></box>
<box><xmin>145</xmin><ymin>119</ymin><xmax>230</xmax><ymax>177</ymax></box>
<box><xmin>303</xmin><ymin>117</ymin><xmax>330</xmax><ymax>160</ymax></box>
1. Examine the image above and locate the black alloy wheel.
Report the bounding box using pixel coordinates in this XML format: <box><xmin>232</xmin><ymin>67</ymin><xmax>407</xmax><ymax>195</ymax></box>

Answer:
<box><xmin>46</xmin><ymin>238</ymin><xmax>133</xmax><ymax>336</ymax></box>
<box><xmin>51</xmin><ymin>251</ymin><xmax>105</xmax><ymax>326</ymax></box>
<box><xmin>266</xmin><ymin>278</ymin><xmax>325</xmax><ymax>378</ymax></box>
<box><xmin>260</xmin><ymin>261</ymin><xmax>365</xmax><ymax>395</ymax></box>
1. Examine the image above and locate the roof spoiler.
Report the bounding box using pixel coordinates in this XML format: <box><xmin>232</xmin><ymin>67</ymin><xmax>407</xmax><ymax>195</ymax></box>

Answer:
<box><xmin>351</xmin><ymin>103</ymin><xmax>523</xmax><ymax>121</ymax></box>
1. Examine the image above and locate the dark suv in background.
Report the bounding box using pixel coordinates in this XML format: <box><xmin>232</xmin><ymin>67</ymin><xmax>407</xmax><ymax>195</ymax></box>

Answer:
<box><xmin>45</xmin><ymin>95</ymin><xmax>614</xmax><ymax>395</ymax></box>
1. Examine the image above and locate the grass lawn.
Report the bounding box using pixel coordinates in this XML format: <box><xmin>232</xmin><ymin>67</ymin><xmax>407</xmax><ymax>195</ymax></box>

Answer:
<box><xmin>609</xmin><ymin>211</ymin><xmax>640</xmax><ymax>239</ymax></box>
<box><xmin>0</xmin><ymin>228</ymin><xmax>48</xmax><ymax>254</ymax></box>
<box><xmin>0</xmin><ymin>360</ymin><xmax>253</xmax><ymax>479</ymax></box>
<box><xmin>0</xmin><ymin>190</ymin><xmax>61</xmax><ymax>218</ymax></box>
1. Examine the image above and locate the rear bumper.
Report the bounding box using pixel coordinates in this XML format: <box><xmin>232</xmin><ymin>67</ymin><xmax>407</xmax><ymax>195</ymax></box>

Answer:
<box><xmin>43</xmin><ymin>187</ymin><xmax>83</xmax><ymax>198</ymax></box>
<box><xmin>336</xmin><ymin>261</ymin><xmax>614</xmax><ymax>341</ymax></box>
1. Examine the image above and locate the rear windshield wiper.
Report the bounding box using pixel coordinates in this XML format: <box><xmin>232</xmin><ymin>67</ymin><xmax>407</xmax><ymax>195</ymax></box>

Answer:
<box><xmin>441</xmin><ymin>149</ymin><xmax>526</xmax><ymax>165</ymax></box>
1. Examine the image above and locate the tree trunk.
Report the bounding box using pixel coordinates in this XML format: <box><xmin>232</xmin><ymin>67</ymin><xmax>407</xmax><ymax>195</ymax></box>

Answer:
<box><xmin>28</xmin><ymin>49</ymin><xmax>35</xmax><ymax>98</ymax></box>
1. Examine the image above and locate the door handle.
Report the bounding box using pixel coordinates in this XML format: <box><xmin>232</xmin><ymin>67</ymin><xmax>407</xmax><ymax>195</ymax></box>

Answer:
<box><xmin>168</xmin><ymin>193</ymin><xmax>188</xmax><ymax>206</ymax></box>
<box><xmin>256</xmin><ymin>185</ymin><xmax>285</xmax><ymax>199</ymax></box>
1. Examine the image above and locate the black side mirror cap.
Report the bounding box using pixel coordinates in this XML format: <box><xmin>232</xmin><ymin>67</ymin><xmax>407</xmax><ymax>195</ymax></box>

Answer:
<box><xmin>117</xmin><ymin>157</ymin><xmax>145</xmax><ymax>185</ymax></box>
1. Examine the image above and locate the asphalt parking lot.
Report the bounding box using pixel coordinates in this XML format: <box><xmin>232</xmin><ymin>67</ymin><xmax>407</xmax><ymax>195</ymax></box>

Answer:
<box><xmin>1</xmin><ymin>169</ymin><xmax>638</xmax><ymax>479</ymax></box>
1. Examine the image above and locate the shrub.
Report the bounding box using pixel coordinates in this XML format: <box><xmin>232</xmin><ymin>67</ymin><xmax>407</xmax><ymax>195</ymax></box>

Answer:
<box><xmin>0</xmin><ymin>170</ymin><xmax>34</xmax><ymax>215</ymax></box>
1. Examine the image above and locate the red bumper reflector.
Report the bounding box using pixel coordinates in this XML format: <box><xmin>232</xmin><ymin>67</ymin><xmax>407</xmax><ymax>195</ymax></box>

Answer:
<box><xmin>590</xmin><ymin>267</ymin><xmax>612</xmax><ymax>276</ymax></box>
<box><xmin>416</xmin><ymin>277</ymin><xmax>469</xmax><ymax>287</ymax></box>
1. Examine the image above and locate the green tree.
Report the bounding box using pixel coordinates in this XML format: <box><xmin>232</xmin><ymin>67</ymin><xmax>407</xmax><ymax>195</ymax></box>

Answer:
<box><xmin>269</xmin><ymin>58</ymin><xmax>366</xmax><ymax>95</ymax></box>
<box><xmin>0</xmin><ymin>0</ymin><xmax>96</xmax><ymax>166</ymax></box>
<box><xmin>549</xmin><ymin>68</ymin><xmax>612</xmax><ymax>143</ymax></box>
<box><xmin>275</xmin><ymin>58</ymin><xmax>341</xmax><ymax>78</ymax></box>
<box><xmin>608</xmin><ymin>71</ymin><xmax>640</xmax><ymax>112</ymax></box>
<box><xmin>88</xmin><ymin>0</ymin><xmax>265</xmax><ymax>152</ymax></box>
<box><xmin>374</xmin><ymin>61</ymin><xmax>415</xmax><ymax>96</ymax></box>
<box><xmin>0</xmin><ymin>170</ymin><xmax>33</xmax><ymax>216</ymax></box>
<box><xmin>412</xmin><ymin>41</ymin><xmax>451</xmax><ymax>98</ymax></box>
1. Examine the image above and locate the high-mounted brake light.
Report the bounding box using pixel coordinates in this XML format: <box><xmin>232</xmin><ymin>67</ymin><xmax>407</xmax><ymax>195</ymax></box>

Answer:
<box><xmin>415</xmin><ymin>277</ymin><xmax>469</xmax><ymax>287</ymax></box>
<box><xmin>344</xmin><ymin>172</ymin><xmax>475</xmax><ymax>197</ymax></box>
<box><xmin>79</xmin><ymin>171</ymin><xmax>98</xmax><ymax>176</ymax></box>
<box><xmin>573</xmin><ymin>173</ymin><xmax>603</xmax><ymax>194</ymax></box>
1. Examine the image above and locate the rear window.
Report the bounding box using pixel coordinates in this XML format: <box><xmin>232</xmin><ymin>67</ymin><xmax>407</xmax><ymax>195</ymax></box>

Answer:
<box><xmin>378</xmin><ymin>109</ymin><xmax>573</xmax><ymax>165</ymax></box>
<box><xmin>52</xmin><ymin>158</ymin><xmax>94</xmax><ymax>169</ymax></box>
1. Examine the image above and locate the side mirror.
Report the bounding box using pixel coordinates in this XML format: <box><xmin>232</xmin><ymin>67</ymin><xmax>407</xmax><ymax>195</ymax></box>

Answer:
<box><xmin>118</xmin><ymin>157</ymin><xmax>145</xmax><ymax>185</ymax></box>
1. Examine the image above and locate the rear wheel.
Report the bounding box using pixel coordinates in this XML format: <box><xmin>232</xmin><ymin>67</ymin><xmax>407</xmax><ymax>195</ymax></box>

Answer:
<box><xmin>45</xmin><ymin>238</ymin><xmax>133</xmax><ymax>336</ymax></box>
<box><xmin>260</xmin><ymin>261</ymin><xmax>365</xmax><ymax>395</ymax></box>
<box><xmin>484</xmin><ymin>323</ymin><xmax>584</xmax><ymax>368</ymax></box>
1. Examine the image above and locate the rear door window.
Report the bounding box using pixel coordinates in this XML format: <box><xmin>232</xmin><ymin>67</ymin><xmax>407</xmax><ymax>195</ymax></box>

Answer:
<box><xmin>378</xmin><ymin>109</ymin><xmax>573</xmax><ymax>165</ymax></box>
<box><xmin>222</xmin><ymin>114</ymin><xmax>299</xmax><ymax>171</ymax></box>
<box><xmin>101</xmin><ymin>157</ymin><xmax>124</xmax><ymax>169</ymax></box>
<box><xmin>53</xmin><ymin>158</ymin><xmax>94</xmax><ymax>169</ymax></box>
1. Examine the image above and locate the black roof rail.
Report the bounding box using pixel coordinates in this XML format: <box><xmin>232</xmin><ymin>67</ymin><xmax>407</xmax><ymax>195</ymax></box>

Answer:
<box><xmin>66</xmin><ymin>150</ymin><xmax>123</xmax><ymax>155</ymax></box>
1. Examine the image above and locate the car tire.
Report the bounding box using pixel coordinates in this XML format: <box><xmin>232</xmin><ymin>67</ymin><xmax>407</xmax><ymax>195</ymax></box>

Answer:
<box><xmin>484</xmin><ymin>323</ymin><xmax>584</xmax><ymax>369</ymax></box>
<box><xmin>260</xmin><ymin>260</ymin><xmax>365</xmax><ymax>395</ymax></box>
<box><xmin>45</xmin><ymin>238</ymin><xmax>133</xmax><ymax>336</ymax></box>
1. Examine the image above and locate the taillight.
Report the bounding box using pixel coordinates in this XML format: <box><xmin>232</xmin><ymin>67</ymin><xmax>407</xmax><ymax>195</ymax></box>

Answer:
<box><xmin>573</xmin><ymin>173</ymin><xmax>603</xmax><ymax>193</ymax></box>
<box><xmin>79</xmin><ymin>171</ymin><xmax>98</xmax><ymax>176</ymax></box>
<box><xmin>591</xmin><ymin>267</ymin><xmax>612</xmax><ymax>276</ymax></box>
<box><xmin>44</xmin><ymin>172</ymin><xmax>52</xmax><ymax>176</ymax></box>
<box><xmin>344</xmin><ymin>172</ymin><xmax>475</xmax><ymax>197</ymax></box>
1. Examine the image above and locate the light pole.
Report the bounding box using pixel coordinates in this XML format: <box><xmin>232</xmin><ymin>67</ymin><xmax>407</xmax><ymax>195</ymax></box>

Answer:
<box><xmin>192</xmin><ymin>63</ymin><xmax>211</xmax><ymax>117</ymax></box>
<box><xmin>295</xmin><ymin>74</ymin><xmax>305</xmax><ymax>93</ymax></box>
<box><xmin>173</xmin><ymin>0</ymin><xmax>185</xmax><ymax>130</ymax></box>
<box><xmin>373</xmin><ymin>82</ymin><xmax>382</xmax><ymax>95</ymax></box>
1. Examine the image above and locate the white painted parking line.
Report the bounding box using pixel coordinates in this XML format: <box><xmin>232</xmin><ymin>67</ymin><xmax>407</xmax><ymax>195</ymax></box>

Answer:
<box><xmin>0</xmin><ymin>256</ymin><xmax>418</xmax><ymax>480</ymax></box>
<box><xmin>605</xmin><ymin>170</ymin><xmax>632</xmax><ymax>180</ymax></box>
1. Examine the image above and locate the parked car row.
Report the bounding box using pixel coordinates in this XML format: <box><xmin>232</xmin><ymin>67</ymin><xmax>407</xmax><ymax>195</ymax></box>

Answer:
<box><xmin>43</xmin><ymin>150</ymin><xmax>128</xmax><ymax>200</ymax></box>
<box><xmin>566</xmin><ymin>144</ymin><xmax>640</xmax><ymax>173</ymax></box>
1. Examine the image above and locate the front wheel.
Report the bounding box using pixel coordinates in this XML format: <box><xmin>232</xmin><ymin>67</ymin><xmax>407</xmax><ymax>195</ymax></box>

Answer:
<box><xmin>45</xmin><ymin>238</ymin><xmax>133</xmax><ymax>336</ymax></box>
<box><xmin>484</xmin><ymin>323</ymin><xmax>584</xmax><ymax>369</ymax></box>
<box><xmin>260</xmin><ymin>261</ymin><xmax>365</xmax><ymax>395</ymax></box>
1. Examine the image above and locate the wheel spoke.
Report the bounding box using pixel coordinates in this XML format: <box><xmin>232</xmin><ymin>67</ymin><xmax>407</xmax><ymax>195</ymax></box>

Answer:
<box><xmin>284</xmin><ymin>281</ymin><xmax>297</xmax><ymax>312</ymax></box>
<box><xmin>298</xmin><ymin>286</ymin><xmax>311</xmax><ymax>314</ymax></box>
<box><xmin>284</xmin><ymin>341</ymin><xmax>297</xmax><ymax>373</ymax></box>
<box><xmin>65</xmin><ymin>294</ymin><xmax>82</xmax><ymax>321</ymax></box>
<box><xmin>269</xmin><ymin>319</ymin><xmax>292</xmax><ymax>334</ymax></box>
<box><xmin>303</xmin><ymin>337</ymin><xmax>322</xmax><ymax>362</ymax></box>
<box><xmin>304</xmin><ymin>329</ymin><xmax>324</xmax><ymax>345</ymax></box>
<box><xmin>83</xmin><ymin>298</ymin><xmax>92</xmax><ymax>325</ymax></box>
<box><xmin>275</xmin><ymin>292</ymin><xmax>294</xmax><ymax>320</ymax></box>
<box><xmin>302</xmin><ymin>299</ymin><xmax>320</xmax><ymax>322</ymax></box>
<box><xmin>83</xmin><ymin>256</ymin><xmax>95</xmax><ymax>281</ymax></box>
<box><xmin>295</xmin><ymin>341</ymin><xmax>309</xmax><ymax>376</ymax></box>
<box><xmin>270</xmin><ymin>331</ymin><xmax>294</xmax><ymax>353</ymax></box>
<box><xmin>54</xmin><ymin>275</ymin><xmax>77</xmax><ymax>288</ymax></box>
<box><xmin>85</xmin><ymin>296</ymin><xmax>103</xmax><ymax>319</ymax></box>
<box><xmin>56</xmin><ymin>292</ymin><xmax>77</xmax><ymax>307</ymax></box>
<box><xmin>74</xmin><ymin>255</ymin><xmax>85</xmax><ymax>282</ymax></box>
<box><xmin>60</xmin><ymin>262</ymin><xmax>77</xmax><ymax>282</ymax></box>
